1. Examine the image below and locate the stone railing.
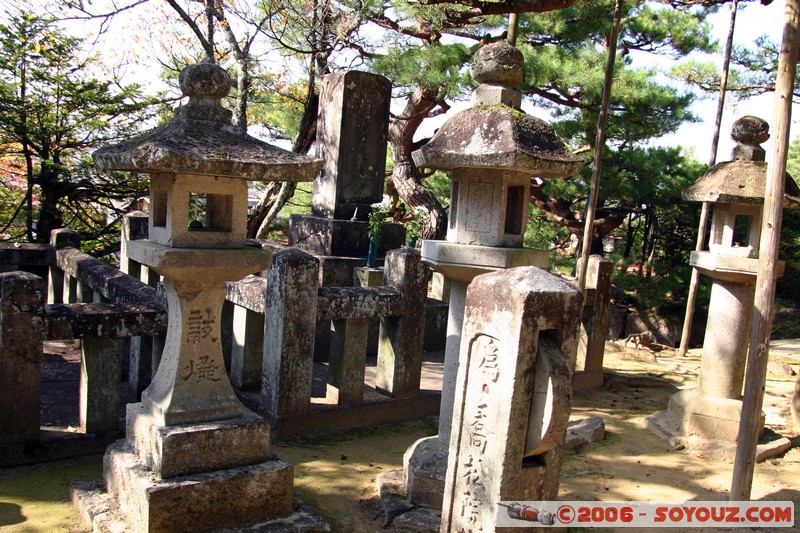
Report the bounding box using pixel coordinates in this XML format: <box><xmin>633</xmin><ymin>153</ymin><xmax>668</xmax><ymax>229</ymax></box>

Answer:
<box><xmin>0</xmin><ymin>217</ymin><xmax>438</xmax><ymax>463</ymax></box>
<box><xmin>0</xmin><ymin>229</ymin><xmax>167</xmax><ymax>465</ymax></box>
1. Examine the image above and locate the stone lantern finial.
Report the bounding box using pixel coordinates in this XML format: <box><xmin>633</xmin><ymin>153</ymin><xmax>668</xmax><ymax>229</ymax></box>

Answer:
<box><xmin>470</xmin><ymin>41</ymin><xmax>526</xmax><ymax>109</ymax></box>
<box><xmin>731</xmin><ymin>115</ymin><xmax>769</xmax><ymax>162</ymax></box>
<box><xmin>175</xmin><ymin>58</ymin><xmax>234</xmax><ymax>123</ymax></box>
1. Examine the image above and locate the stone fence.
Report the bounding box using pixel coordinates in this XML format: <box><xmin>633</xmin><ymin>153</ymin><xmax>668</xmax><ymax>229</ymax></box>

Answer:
<box><xmin>0</xmin><ymin>218</ymin><xmax>437</xmax><ymax>464</ymax></box>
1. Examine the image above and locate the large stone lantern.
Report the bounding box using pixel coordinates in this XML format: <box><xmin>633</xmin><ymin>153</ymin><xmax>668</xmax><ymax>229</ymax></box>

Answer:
<box><xmin>402</xmin><ymin>42</ymin><xmax>584</xmax><ymax>509</ymax></box>
<box><xmin>665</xmin><ymin>116</ymin><xmax>799</xmax><ymax>444</ymax></box>
<box><xmin>78</xmin><ymin>60</ymin><xmax>324</xmax><ymax>532</ymax></box>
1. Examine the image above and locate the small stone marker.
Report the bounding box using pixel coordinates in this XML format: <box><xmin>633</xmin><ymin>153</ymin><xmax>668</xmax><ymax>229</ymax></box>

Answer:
<box><xmin>442</xmin><ymin>266</ymin><xmax>582</xmax><ymax>533</ymax></box>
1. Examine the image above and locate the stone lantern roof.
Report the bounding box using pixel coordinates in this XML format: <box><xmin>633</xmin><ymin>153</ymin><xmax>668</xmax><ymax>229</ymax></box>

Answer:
<box><xmin>93</xmin><ymin>59</ymin><xmax>322</xmax><ymax>182</ymax></box>
<box><xmin>682</xmin><ymin>115</ymin><xmax>800</xmax><ymax>208</ymax></box>
<box><xmin>412</xmin><ymin>42</ymin><xmax>583</xmax><ymax>179</ymax></box>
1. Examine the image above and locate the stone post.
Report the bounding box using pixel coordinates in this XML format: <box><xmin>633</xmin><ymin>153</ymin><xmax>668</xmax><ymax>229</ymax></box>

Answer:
<box><xmin>262</xmin><ymin>248</ymin><xmax>319</xmax><ymax>421</ymax></box>
<box><xmin>80</xmin><ymin>338</ymin><xmax>124</xmax><ymax>433</ymax></box>
<box><xmin>442</xmin><ymin>267</ymin><xmax>582</xmax><ymax>533</ymax></box>
<box><xmin>288</xmin><ymin>71</ymin><xmax>401</xmax><ymax>257</ymax></box>
<box><xmin>48</xmin><ymin>228</ymin><xmax>81</xmax><ymax>304</ymax></box>
<box><xmin>376</xmin><ymin>247</ymin><xmax>430</xmax><ymax>399</ymax></box>
<box><xmin>231</xmin><ymin>304</ymin><xmax>265</xmax><ymax>391</ymax></box>
<box><xmin>326</xmin><ymin>318</ymin><xmax>369</xmax><ymax>405</ymax></box>
<box><xmin>573</xmin><ymin>255</ymin><xmax>613</xmax><ymax>391</ymax></box>
<box><xmin>0</xmin><ymin>271</ymin><xmax>45</xmax><ymax>444</ymax></box>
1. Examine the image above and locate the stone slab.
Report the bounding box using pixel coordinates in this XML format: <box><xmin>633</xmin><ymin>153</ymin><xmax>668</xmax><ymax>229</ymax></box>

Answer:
<box><xmin>646</xmin><ymin>411</ymin><xmax>793</xmax><ymax>462</ymax></box>
<box><xmin>391</xmin><ymin>507</ymin><xmax>441</xmax><ymax>532</ymax></box>
<box><xmin>127</xmin><ymin>403</ymin><xmax>271</xmax><ymax>478</ymax></box>
<box><xmin>103</xmin><ymin>440</ymin><xmax>294</xmax><ymax>533</ymax></box>
<box><xmin>377</xmin><ymin>470</ymin><xmax>414</xmax><ymax>526</ymax></box>
<box><xmin>690</xmin><ymin>250</ymin><xmax>784</xmax><ymax>283</ymax></box>
<box><xmin>402</xmin><ymin>436</ymin><xmax>448</xmax><ymax>509</ymax></box>
<box><xmin>421</xmin><ymin>241</ymin><xmax>548</xmax><ymax>282</ymax></box>
<box><xmin>73</xmin><ymin>480</ymin><xmax>328</xmax><ymax>533</ymax></box>
<box><xmin>666</xmin><ymin>388</ymin><xmax>765</xmax><ymax>442</ymax></box>
<box><xmin>126</xmin><ymin>241</ymin><xmax>272</xmax><ymax>279</ymax></box>
<box><xmin>565</xmin><ymin>416</ymin><xmax>605</xmax><ymax>450</ymax></box>
<box><xmin>288</xmin><ymin>215</ymin><xmax>404</xmax><ymax>257</ymax></box>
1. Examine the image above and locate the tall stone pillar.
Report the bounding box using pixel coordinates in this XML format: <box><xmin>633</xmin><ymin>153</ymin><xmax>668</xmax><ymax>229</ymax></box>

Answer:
<box><xmin>73</xmin><ymin>59</ymin><xmax>326</xmax><ymax>532</ymax></box>
<box><xmin>401</xmin><ymin>41</ymin><xmax>584</xmax><ymax>509</ymax></box>
<box><xmin>289</xmin><ymin>70</ymin><xmax>403</xmax><ymax>258</ymax></box>
<box><xmin>656</xmin><ymin>116</ymin><xmax>799</xmax><ymax>445</ymax></box>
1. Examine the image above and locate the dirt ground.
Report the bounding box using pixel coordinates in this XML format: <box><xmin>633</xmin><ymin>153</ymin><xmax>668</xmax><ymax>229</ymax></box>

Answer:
<box><xmin>0</xmin><ymin>341</ymin><xmax>798</xmax><ymax>532</ymax></box>
<box><xmin>278</xmin><ymin>340</ymin><xmax>800</xmax><ymax>532</ymax></box>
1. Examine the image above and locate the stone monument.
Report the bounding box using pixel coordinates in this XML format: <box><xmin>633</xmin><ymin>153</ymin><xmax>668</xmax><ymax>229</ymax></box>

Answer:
<box><xmin>289</xmin><ymin>70</ymin><xmax>403</xmax><ymax>263</ymax></box>
<box><xmin>442</xmin><ymin>266</ymin><xmax>582</xmax><ymax>532</ymax></box>
<box><xmin>655</xmin><ymin>116</ymin><xmax>799</xmax><ymax>445</ymax></box>
<box><xmin>402</xmin><ymin>41</ymin><xmax>584</xmax><ymax>509</ymax></box>
<box><xmin>72</xmin><ymin>59</ymin><xmax>325</xmax><ymax>532</ymax></box>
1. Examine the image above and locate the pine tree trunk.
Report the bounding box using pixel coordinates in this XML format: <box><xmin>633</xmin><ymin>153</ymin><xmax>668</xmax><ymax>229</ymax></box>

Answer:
<box><xmin>388</xmin><ymin>86</ymin><xmax>447</xmax><ymax>241</ymax></box>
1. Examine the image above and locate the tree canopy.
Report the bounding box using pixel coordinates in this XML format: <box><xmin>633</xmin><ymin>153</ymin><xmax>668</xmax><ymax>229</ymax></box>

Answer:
<box><xmin>0</xmin><ymin>10</ymin><xmax>158</xmax><ymax>251</ymax></box>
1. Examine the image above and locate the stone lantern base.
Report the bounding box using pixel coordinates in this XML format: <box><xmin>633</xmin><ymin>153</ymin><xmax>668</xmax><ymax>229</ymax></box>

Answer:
<box><xmin>665</xmin><ymin>388</ymin><xmax>763</xmax><ymax>442</ymax></box>
<box><xmin>73</xmin><ymin>405</ymin><xmax>327</xmax><ymax>532</ymax></box>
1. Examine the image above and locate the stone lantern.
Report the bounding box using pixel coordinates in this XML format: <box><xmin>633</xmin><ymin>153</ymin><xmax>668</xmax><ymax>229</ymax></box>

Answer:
<box><xmin>77</xmin><ymin>60</ymin><xmax>324</xmax><ymax>532</ymax></box>
<box><xmin>664</xmin><ymin>116</ymin><xmax>799</xmax><ymax>444</ymax></box>
<box><xmin>402</xmin><ymin>42</ymin><xmax>584</xmax><ymax>509</ymax></box>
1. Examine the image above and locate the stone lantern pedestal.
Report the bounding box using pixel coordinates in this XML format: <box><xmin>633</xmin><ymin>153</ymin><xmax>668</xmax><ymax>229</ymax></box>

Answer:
<box><xmin>73</xmin><ymin>60</ymin><xmax>326</xmax><ymax>532</ymax></box>
<box><xmin>395</xmin><ymin>42</ymin><xmax>583</xmax><ymax>511</ymax></box>
<box><xmin>649</xmin><ymin>117</ymin><xmax>798</xmax><ymax>455</ymax></box>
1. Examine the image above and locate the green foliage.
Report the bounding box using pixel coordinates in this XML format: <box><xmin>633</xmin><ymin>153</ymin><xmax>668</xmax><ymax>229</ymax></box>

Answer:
<box><xmin>368</xmin><ymin>201</ymin><xmax>391</xmax><ymax>244</ymax></box>
<box><xmin>370</xmin><ymin>43</ymin><xmax>472</xmax><ymax>98</ymax></box>
<box><xmin>519</xmin><ymin>1</ymin><xmax>714</xmax><ymax>148</ymax></box>
<box><xmin>0</xmin><ymin>10</ymin><xmax>157</xmax><ymax>252</ymax></box>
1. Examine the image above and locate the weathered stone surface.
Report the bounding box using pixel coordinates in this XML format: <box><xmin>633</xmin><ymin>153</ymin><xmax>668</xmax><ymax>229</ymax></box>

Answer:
<box><xmin>316</xmin><ymin>285</ymin><xmax>401</xmax><ymax>320</ymax></box>
<box><xmin>262</xmin><ymin>248</ymin><xmax>319</xmax><ymax>420</ymax></box>
<box><xmin>624</xmin><ymin>310</ymin><xmax>678</xmax><ymax>348</ymax></box>
<box><xmin>565</xmin><ymin>416</ymin><xmax>606</xmax><ymax>450</ymax></box>
<box><xmin>470</xmin><ymin>41</ymin><xmax>525</xmax><ymax>87</ymax></box>
<box><xmin>421</xmin><ymin>241</ymin><xmax>548</xmax><ymax>283</ymax></box>
<box><xmin>698</xmin><ymin>281</ymin><xmax>755</xmax><ymax>399</ymax></box>
<box><xmin>231</xmin><ymin>304</ymin><xmax>265</xmax><ymax>391</ymax></box>
<box><xmin>0</xmin><ymin>271</ymin><xmax>45</xmax><ymax>444</ymax></box>
<box><xmin>575</xmin><ymin>255</ymin><xmax>613</xmax><ymax>388</ymax></box>
<box><xmin>93</xmin><ymin>60</ymin><xmax>321</xmax><ymax>184</ymax></box>
<box><xmin>667</xmin><ymin>388</ymin><xmax>765</xmax><ymax>441</ymax></box>
<box><xmin>392</xmin><ymin>507</ymin><xmax>441</xmax><ymax>532</ymax></box>
<box><xmin>288</xmin><ymin>215</ymin><xmax>404</xmax><ymax>257</ymax></box>
<box><xmin>377</xmin><ymin>470</ymin><xmax>415</xmax><ymax>526</ymax></box>
<box><xmin>45</xmin><ymin>302</ymin><xmax>166</xmax><ymax>339</ymax></box>
<box><xmin>326</xmin><ymin>318</ymin><xmax>368</xmax><ymax>405</ymax></box>
<box><xmin>81</xmin><ymin>338</ymin><xmax>124</xmax><ymax>434</ymax></box>
<box><xmin>403</xmin><ymin>436</ymin><xmax>448</xmax><ymax>509</ymax></box>
<box><xmin>312</xmin><ymin>71</ymin><xmax>392</xmax><ymax>220</ymax></box>
<box><xmin>73</xmin><ymin>482</ymin><xmax>328</xmax><ymax>533</ymax></box>
<box><xmin>104</xmin><ymin>440</ymin><xmax>294</xmax><ymax>533</ymax></box>
<box><xmin>127</xmin><ymin>403</ymin><xmax>271</xmax><ymax>478</ymax></box>
<box><xmin>413</xmin><ymin>107</ymin><xmax>584</xmax><ymax>178</ymax></box>
<box><xmin>376</xmin><ymin>248</ymin><xmax>431</xmax><ymax>399</ymax></box>
<box><xmin>55</xmin><ymin>247</ymin><xmax>165</xmax><ymax>309</ymax></box>
<box><xmin>442</xmin><ymin>267</ymin><xmax>582</xmax><ymax>532</ymax></box>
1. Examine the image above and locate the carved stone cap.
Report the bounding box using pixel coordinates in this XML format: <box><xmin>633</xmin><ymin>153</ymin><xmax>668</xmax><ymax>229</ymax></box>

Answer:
<box><xmin>413</xmin><ymin>107</ymin><xmax>583</xmax><ymax>179</ymax></box>
<box><xmin>471</xmin><ymin>42</ymin><xmax>525</xmax><ymax>87</ymax></box>
<box><xmin>93</xmin><ymin>59</ymin><xmax>322</xmax><ymax>182</ymax></box>
<box><xmin>683</xmin><ymin>115</ymin><xmax>800</xmax><ymax>208</ymax></box>
<box><xmin>731</xmin><ymin>115</ymin><xmax>769</xmax><ymax>162</ymax></box>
